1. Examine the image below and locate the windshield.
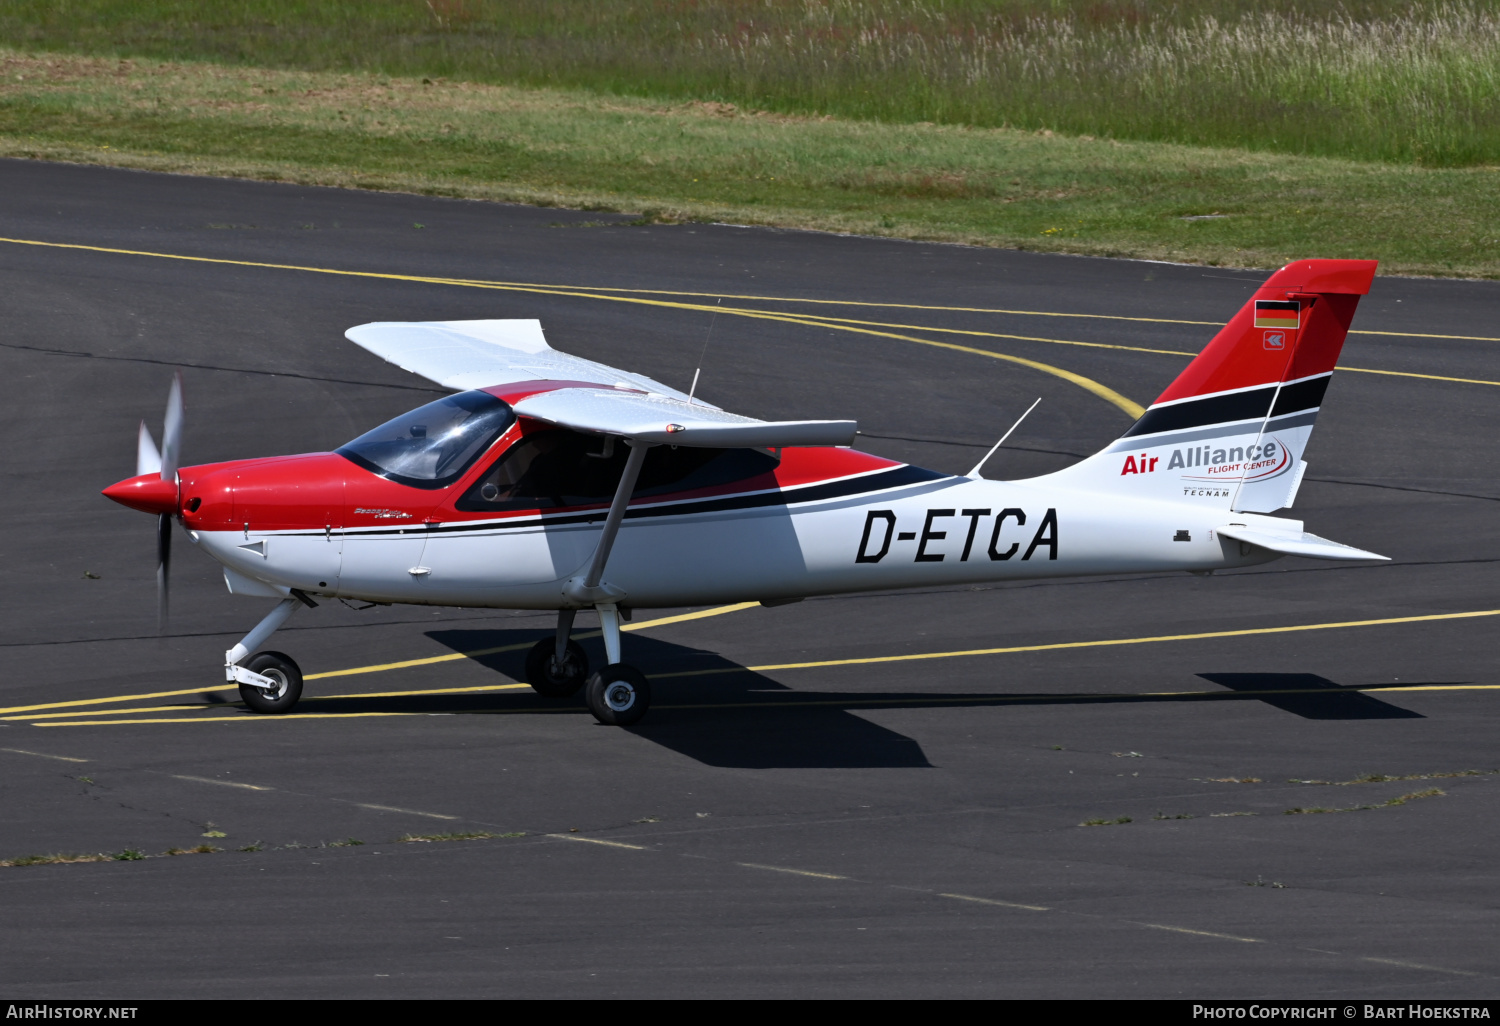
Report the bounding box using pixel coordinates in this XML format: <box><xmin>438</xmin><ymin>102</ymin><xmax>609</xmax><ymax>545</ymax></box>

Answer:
<box><xmin>337</xmin><ymin>391</ymin><xmax>515</xmax><ymax>488</ymax></box>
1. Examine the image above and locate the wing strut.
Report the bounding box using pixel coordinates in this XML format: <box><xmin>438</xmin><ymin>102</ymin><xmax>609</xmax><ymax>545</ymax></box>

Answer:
<box><xmin>563</xmin><ymin>439</ymin><xmax>652</xmax><ymax>665</ymax></box>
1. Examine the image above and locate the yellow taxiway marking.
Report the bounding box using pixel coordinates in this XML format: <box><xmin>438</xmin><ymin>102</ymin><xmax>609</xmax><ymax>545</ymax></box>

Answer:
<box><xmin>41</xmin><ymin>680</ymin><xmax>1500</xmax><ymax>726</ymax></box>
<box><xmin>26</xmin><ymin>608</ymin><xmax>1500</xmax><ymax>726</ymax></box>
<box><xmin>353</xmin><ymin>803</ymin><xmax>458</xmax><ymax>820</ymax></box>
<box><xmin>792</xmin><ymin>310</ymin><xmax>1500</xmax><ymax>388</ymax></box>
<box><xmin>306</xmin><ymin>602</ymin><xmax>758</xmax><ymax>681</ymax></box>
<box><xmin>1336</xmin><ymin>365</ymin><xmax>1500</xmax><ymax>388</ymax></box>
<box><xmin>938</xmin><ymin>892</ymin><xmax>1050</xmax><ymax>911</ymax></box>
<box><xmin>546</xmin><ymin>833</ymin><xmax>646</xmax><ymax>850</ymax></box>
<box><xmin>737</xmin><ymin>862</ymin><xmax>847</xmax><ymax>880</ymax></box>
<box><xmin>0</xmin><ymin>747</ymin><xmax>89</xmax><ymax>762</ymax></box>
<box><xmin>442</xmin><ymin>274</ymin><xmax>1500</xmax><ymax>342</ymax></box>
<box><xmin>308</xmin><ymin>682</ymin><xmax>533</xmax><ymax>701</ymax></box>
<box><xmin>171</xmin><ymin>774</ymin><xmax>272</xmax><ymax>791</ymax></box>
<box><xmin>1139</xmin><ymin>923</ymin><xmax>1262</xmax><ymax>943</ymax></box>
<box><xmin>0</xmin><ymin>237</ymin><xmax>1142</xmax><ymax>417</ymax></box>
<box><xmin>5</xmin><ymin>233</ymin><xmax>1490</xmax><ymax>368</ymax></box>
<box><xmin>4</xmin><ymin>705</ymin><xmax>209</xmax><ymax>722</ymax></box>
<box><xmin>652</xmin><ymin>607</ymin><xmax>1500</xmax><ymax>678</ymax></box>
<box><xmin>0</xmin><ymin>602</ymin><xmax>758</xmax><ymax>717</ymax></box>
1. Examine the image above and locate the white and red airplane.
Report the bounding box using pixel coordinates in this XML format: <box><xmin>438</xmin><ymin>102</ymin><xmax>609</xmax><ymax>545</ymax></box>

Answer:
<box><xmin>104</xmin><ymin>258</ymin><xmax>1385</xmax><ymax>725</ymax></box>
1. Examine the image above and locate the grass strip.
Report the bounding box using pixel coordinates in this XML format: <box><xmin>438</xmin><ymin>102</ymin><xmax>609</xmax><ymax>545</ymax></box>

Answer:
<box><xmin>1</xmin><ymin>49</ymin><xmax>1498</xmax><ymax>275</ymax></box>
<box><xmin>1284</xmin><ymin>788</ymin><xmax>1445</xmax><ymax>815</ymax></box>
<box><xmin>5</xmin><ymin>1</ymin><xmax>1499</xmax><ymax>166</ymax></box>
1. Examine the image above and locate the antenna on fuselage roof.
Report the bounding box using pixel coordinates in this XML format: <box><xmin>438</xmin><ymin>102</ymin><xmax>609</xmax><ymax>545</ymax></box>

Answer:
<box><xmin>687</xmin><ymin>297</ymin><xmax>722</xmax><ymax>405</ymax></box>
<box><xmin>966</xmin><ymin>397</ymin><xmax>1041</xmax><ymax>480</ymax></box>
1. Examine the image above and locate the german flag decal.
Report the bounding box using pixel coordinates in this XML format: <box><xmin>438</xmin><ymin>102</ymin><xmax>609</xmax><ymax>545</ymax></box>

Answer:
<box><xmin>1254</xmin><ymin>300</ymin><xmax>1300</xmax><ymax>329</ymax></box>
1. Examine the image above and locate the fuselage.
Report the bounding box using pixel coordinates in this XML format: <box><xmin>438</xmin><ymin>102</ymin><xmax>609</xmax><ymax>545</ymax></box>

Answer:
<box><xmin>141</xmin><ymin>383</ymin><xmax>1279</xmax><ymax>611</ymax></box>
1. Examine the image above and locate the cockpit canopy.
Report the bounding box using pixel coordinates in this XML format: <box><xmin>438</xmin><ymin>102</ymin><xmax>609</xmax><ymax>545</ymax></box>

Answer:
<box><xmin>337</xmin><ymin>390</ymin><xmax>516</xmax><ymax>488</ymax></box>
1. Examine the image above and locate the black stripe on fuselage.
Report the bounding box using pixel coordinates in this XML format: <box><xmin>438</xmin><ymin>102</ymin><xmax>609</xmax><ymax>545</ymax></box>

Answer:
<box><xmin>331</xmin><ymin>464</ymin><xmax>952</xmax><ymax>538</ymax></box>
<box><xmin>1121</xmin><ymin>375</ymin><xmax>1329</xmax><ymax>439</ymax></box>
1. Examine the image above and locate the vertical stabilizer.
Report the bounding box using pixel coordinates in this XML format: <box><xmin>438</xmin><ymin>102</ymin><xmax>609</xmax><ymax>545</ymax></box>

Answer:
<box><xmin>1042</xmin><ymin>259</ymin><xmax>1376</xmax><ymax>511</ymax></box>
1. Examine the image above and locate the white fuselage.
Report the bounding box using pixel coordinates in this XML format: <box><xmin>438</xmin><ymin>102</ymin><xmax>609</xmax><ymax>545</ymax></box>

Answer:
<box><xmin>194</xmin><ymin>472</ymin><xmax>1281</xmax><ymax>610</ymax></box>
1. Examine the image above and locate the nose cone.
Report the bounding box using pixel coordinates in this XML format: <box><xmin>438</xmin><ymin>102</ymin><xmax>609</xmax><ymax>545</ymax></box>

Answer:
<box><xmin>103</xmin><ymin>473</ymin><xmax>180</xmax><ymax>515</ymax></box>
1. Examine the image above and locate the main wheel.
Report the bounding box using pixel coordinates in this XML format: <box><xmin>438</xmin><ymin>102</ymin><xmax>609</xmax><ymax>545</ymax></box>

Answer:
<box><xmin>525</xmin><ymin>638</ymin><xmax>589</xmax><ymax>698</ymax></box>
<box><xmin>585</xmin><ymin>664</ymin><xmax>651</xmax><ymax>726</ymax></box>
<box><xmin>239</xmin><ymin>650</ymin><xmax>303</xmax><ymax>714</ymax></box>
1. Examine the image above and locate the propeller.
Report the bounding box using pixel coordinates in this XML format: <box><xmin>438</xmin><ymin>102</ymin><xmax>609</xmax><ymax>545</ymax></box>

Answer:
<box><xmin>135</xmin><ymin>373</ymin><xmax>184</xmax><ymax>630</ymax></box>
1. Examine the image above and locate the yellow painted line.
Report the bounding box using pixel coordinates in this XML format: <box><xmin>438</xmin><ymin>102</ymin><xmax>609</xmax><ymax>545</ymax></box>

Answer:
<box><xmin>304</xmin><ymin>642</ymin><xmax>532</xmax><ymax>680</ymax></box>
<box><xmin>5</xmin><ymin>603</ymin><xmax>760</xmax><ymax>716</ymax></box>
<box><xmin>663</xmin><ymin>608</ymin><xmax>1500</xmax><ymax>676</ymax></box>
<box><xmin>0</xmin><ymin>237</ymin><xmax>1143</xmax><ymax>418</ymax></box>
<box><xmin>624</xmin><ymin>601</ymin><xmax>761</xmax><ymax>629</ymax></box>
<box><xmin>439</xmin><ymin>277</ymin><xmax>1500</xmax><ymax>342</ymax></box>
<box><xmin>794</xmin><ymin>311</ymin><xmax>1500</xmax><ymax>388</ymax></box>
<box><xmin>1139</xmin><ymin>923</ymin><xmax>1261</xmax><ymax>943</ymax></box>
<box><xmin>307</xmin><ymin>682</ymin><xmax>533</xmax><ymax>701</ymax></box>
<box><xmin>41</xmin><ymin>680</ymin><xmax>1500</xmax><ymax>726</ymax></box>
<box><xmin>938</xmin><ymin>892</ymin><xmax>1050</xmax><ymax>911</ymax></box>
<box><xmin>441</xmin><ymin>275</ymin><xmax>1227</xmax><ymax>326</ymax></box>
<box><xmin>1365</xmin><ymin>684</ymin><xmax>1500</xmax><ymax>692</ymax></box>
<box><xmin>0</xmin><ymin>747</ymin><xmax>88</xmax><ymax>763</ymax></box>
<box><xmin>1338</xmin><ymin>365</ymin><xmax>1500</xmax><ymax>388</ymax></box>
<box><xmin>785</xmin><ymin>310</ymin><xmax>1197</xmax><ymax>357</ymax></box>
<box><xmin>0</xmin><ymin>685</ymin><xmax>240</xmax><ymax>717</ymax></box>
<box><xmin>170</xmin><ymin>774</ymin><xmax>272</xmax><ymax>791</ymax></box>
<box><xmin>717</xmin><ymin>306</ymin><xmax>1143</xmax><ymax>418</ymax></box>
<box><xmin>35</xmin><ymin>711</ymin><xmax>457</xmax><ymax>726</ymax></box>
<box><xmin>306</xmin><ymin>602</ymin><xmax>758</xmax><ymax>682</ymax></box>
<box><xmin>737</xmin><ymin>862</ymin><xmax>847</xmax><ymax>880</ymax></box>
<box><xmin>5</xmin><ymin>705</ymin><xmax>215</xmax><ymax>721</ymax></box>
<box><xmin>546</xmin><ymin>833</ymin><xmax>646</xmax><ymax>850</ymax></box>
<box><xmin>353</xmin><ymin>803</ymin><xmax>458</xmax><ymax>820</ymax></box>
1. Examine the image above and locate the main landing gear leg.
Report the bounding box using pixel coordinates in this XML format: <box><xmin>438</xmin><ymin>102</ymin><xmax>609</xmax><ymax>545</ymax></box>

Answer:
<box><xmin>585</xmin><ymin>601</ymin><xmax>650</xmax><ymax>726</ymax></box>
<box><xmin>226</xmin><ymin>595</ymin><xmax>309</xmax><ymax>714</ymax></box>
<box><xmin>525</xmin><ymin>608</ymin><xmax>589</xmax><ymax>698</ymax></box>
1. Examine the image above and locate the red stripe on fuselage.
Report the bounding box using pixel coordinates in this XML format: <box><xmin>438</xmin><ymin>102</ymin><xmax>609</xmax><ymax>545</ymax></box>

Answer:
<box><xmin>176</xmin><ymin>385</ymin><xmax>904</xmax><ymax>534</ymax></box>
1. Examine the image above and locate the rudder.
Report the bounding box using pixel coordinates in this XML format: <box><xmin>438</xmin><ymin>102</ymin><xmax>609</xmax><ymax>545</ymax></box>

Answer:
<box><xmin>1046</xmin><ymin>259</ymin><xmax>1376</xmax><ymax>512</ymax></box>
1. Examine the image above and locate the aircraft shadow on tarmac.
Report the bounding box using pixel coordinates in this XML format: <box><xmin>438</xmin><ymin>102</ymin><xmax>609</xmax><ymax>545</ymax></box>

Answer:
<box><xmin>422</xmin><ymin>628</ymin><xmax>933</xmax><ymax>770</ymax></box>
<box><xmin>1196</xmin><ymin>673</ymin><xmax>1425</xmax><ymax>720</ymax></box>
<box><xmin>278</xmin><ymin>633</ymin><xmax>1436</xmax><ymax>768</ymax></box>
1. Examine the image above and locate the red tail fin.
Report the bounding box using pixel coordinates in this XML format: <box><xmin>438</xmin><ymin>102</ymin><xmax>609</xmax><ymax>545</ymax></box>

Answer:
<box><xmin>1059</xmin><ymin>259</ymin><xmax>1376</xmax><ymax>512</ymax></box>
<box><xmin>1149</xmin><ymin>259</ymin><xmax>1377</xmax><ymax>410</ymax></box>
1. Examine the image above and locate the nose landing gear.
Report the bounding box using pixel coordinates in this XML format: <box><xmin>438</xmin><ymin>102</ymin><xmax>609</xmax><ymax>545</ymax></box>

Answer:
<box><xmin>586</xmin><ymin>664</ymin><xmax>650</xmax><ymax>726</ymax></box>
<box><xmin>238</xmin><ymin>651</ymin><xmax>303</xmax><ymax>714</ymax></box>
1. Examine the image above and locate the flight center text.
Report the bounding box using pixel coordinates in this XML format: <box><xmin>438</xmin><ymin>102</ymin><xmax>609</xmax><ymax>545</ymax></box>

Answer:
<box><xmin>855</xmin><ymin>507</ymin><xmax>1058</xmax><ymax>564</ymax></box>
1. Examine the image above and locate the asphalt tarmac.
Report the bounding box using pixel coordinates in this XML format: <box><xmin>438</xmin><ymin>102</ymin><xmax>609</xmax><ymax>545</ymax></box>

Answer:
<box><xmin>1</xmin><ymin>160</ymin><xmax>1498</xmax><ymax>999</ymax></box>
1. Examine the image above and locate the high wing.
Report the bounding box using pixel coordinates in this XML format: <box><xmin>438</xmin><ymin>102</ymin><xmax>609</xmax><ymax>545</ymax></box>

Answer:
<box><xmin>346</xmin><ymin>319</ymin><xmax>701</xmax><ymax>401</ymax></box>
<box><xmin>346</xmin><ymin>319</ymin><xmax>857</xmax><ymax>448</ymax></box>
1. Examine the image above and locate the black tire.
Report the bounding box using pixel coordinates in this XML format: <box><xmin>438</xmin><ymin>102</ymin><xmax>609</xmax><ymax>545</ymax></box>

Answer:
<box><xmin>585</xmin><ymin>664</ymin><xmax>651</xmax><ymax>726</ymax></box>
<box><xmin>238</xmin><ymin>651</ymin><xmax>303</xmax><ymax>714</ymax></box>
<box><xmin>525</xmin><ymin>637</ymin><xmax>589</xmax><ymax>698</ymax></box>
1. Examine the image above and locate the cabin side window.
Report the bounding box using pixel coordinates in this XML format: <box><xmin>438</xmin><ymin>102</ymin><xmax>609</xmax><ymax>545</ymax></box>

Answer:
<box><xmin>455</xmin><ymin>429</ymin><xmax>779</xmax><ymax>512</ymax></box>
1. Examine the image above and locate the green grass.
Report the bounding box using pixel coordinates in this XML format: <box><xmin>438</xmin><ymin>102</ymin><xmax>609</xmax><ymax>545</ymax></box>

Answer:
<box><xmin>1284</xmin><ymin>788</ymin><xmax>1445</xmax><ymax>815</ymax></box>
<box><xmin>4</xmin><ymin>1</ymin><xmax>1499</xmax><ymax>165</ymax></box>
<box><xmin>2</xmin><ymin>49</ymin><xmax>1497</xmax><ymax>275</ymax></box>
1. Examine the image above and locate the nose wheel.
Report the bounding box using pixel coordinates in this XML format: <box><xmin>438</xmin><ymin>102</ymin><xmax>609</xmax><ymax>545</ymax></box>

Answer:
<box><xmin>586</xmin><ymin>665</ymin><xmax>651</xmax><ymax>726</ymax></box>
<box><xmin>238</xmin><ymin>650</ymin><xmax>303</xmax><ymax>714</ymax></box>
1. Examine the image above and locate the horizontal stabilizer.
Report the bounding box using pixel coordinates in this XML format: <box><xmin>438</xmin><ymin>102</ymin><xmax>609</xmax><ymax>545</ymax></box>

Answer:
<box><xmin>1216</xmin><ymin>524</ymin><xmax>1388</xmax><ymax>562</ymax></box>
<box><xmin>512</xmin><ymin>387</ymin><xmax>856</xmax><ymax>448</ymax></box>
<box><xmin>346</xmin><ymin>319</ymin><xmax>704</xmax><ymax>403</ymax></box>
